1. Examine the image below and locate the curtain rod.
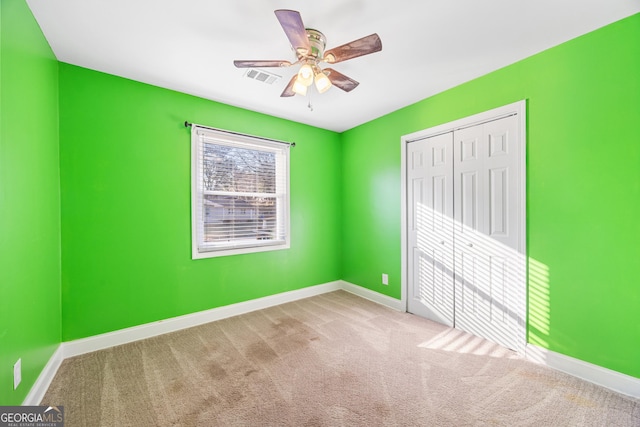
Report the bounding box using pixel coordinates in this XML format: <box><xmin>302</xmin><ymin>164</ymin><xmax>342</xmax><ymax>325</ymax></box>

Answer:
<box><xmin>184</xmin><ymin>121</ymin><xmax>296</xmax><ymax>147</ymax></box>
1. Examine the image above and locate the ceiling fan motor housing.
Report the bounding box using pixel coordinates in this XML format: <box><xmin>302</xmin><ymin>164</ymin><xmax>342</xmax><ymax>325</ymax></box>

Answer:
<box><xmin>303</xmin><ymin>29</ymin><xmax>327</xmax><ymax>60</ymax></box>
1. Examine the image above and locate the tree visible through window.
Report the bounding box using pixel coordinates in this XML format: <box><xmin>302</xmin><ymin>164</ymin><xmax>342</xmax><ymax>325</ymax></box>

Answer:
<box><xmin>191</xmin><ymin>126</ymin><xmax>290</xmax><ymax>258</ymax></box>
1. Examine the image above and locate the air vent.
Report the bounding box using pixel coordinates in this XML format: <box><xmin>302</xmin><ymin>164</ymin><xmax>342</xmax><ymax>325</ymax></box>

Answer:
<box><xmin>244</xmin><ymin>69</ymin><xmax>281</xmax><ymax>85</ymax></box>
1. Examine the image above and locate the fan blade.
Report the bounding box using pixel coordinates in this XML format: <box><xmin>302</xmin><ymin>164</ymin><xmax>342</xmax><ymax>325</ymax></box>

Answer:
<box><xmin>324</xmin><ymin>68</ymin><xmax>359</xmax><ymax>92</ymax></box>
<box><xmin>280</xmin><ymin>75</ymin><xmax>297</xmax><ymax>97</ymax></box>
<box><xmin>323</xmin><ymin>33</ymin><xmax>382</xmax><ymax>64</ymax></box>
<box><xmin>274</xmin><ymin>9</ymin><xmax>311</xmax><ymax>56</ymax></box>
<box><xmin>234</xmin><ymin>60</ymin><xmax>291</xmax><ymax>68</ymax></box>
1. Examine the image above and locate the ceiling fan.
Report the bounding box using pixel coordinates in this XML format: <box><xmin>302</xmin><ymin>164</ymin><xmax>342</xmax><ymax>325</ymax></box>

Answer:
<box><xmin>234</xmin><ymin>9</ymin><xmax>382</xmax><ymax>97</ymax></box>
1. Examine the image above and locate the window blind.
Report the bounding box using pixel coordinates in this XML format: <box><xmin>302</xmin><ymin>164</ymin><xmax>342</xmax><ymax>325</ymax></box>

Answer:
<box><xmin>192</xmin><ymin>126</ymin><xmax>290</xmax><ymax>258</ymax></box>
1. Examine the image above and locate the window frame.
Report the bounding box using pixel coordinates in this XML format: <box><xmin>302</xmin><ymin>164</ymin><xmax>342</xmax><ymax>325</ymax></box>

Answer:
<box><xmin>191</xmin><ymin>125</ymin><xmax>290</xmax><ymax>259</ymax></box>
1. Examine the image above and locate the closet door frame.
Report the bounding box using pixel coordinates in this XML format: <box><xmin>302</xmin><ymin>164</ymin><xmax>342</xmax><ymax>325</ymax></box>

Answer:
<box><xmin>400</xmin><ymin>100</ymin><xmax>527</xmax><ymax>348</ymax></box>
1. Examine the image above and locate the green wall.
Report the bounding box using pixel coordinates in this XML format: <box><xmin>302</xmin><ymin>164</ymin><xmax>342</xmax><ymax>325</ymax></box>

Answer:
<box><xmin>341</xmin><ymin>14</ymin><xmax>640</xmax><ymax>378</ymax></box>
<box><xmin>2</xmin><ymin>0</ymin><xmax>638</xmax><ymax>405</ymax></box>
<box><xmin>58</xmin><ymin>64</ymin><xmax>342</xmax><ymax>340</ymax></box>
<box><xmin>0</xmin><ymin>0</ymin><xmax>62</xmax><ymax>405</ymax></box>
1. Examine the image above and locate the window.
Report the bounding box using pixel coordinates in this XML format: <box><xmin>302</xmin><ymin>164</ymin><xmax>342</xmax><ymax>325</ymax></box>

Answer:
<box><xmin>191</xmin><ymin>125</ymin><xmax>290</xmax><ymax>258</ymax></box>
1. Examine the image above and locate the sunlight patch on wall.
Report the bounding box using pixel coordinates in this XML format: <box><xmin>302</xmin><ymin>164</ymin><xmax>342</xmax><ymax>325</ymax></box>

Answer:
<box><xmin>528</xmin><ymin>258</ymin><xmax>551</xmax><ymax>348</ymax></box>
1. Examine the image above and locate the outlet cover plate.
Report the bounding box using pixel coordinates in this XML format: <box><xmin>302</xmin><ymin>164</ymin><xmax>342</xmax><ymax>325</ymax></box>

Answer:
<box><xmin>382</xmin><ymin>273</ymin><xmax>389</xmax><ymax>285</ymax></box>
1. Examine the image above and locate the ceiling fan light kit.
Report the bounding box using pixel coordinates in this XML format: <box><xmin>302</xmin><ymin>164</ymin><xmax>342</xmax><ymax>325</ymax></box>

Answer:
<box><xmin>234</xmin><ymin>9</ymin><xmax>382</xmax><ymax>98</ymax></box>
<box><xmin>297</xmin><ymin>63</ymin><xmax>314</xmax><ymax>86</ymax></box>
<box><xmin>314</xmin><ymin>71</ymin><xmax>332</xmax><ymax>94</ymax></box>
<box><xmin>292</xmin><ymin>79</ymin><xmax>308</xmax><ymax>96</ymax></box>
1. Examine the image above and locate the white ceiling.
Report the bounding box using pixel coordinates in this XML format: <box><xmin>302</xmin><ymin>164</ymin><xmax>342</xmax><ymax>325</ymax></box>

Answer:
<box><xmin>26</xmin><ymin>0</ymin><xmax>640</xmax><ymax>132</ymax></box>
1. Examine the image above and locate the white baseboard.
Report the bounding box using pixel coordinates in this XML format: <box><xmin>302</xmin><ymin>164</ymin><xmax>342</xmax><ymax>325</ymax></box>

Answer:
<box><xmin>63</xmin><ymin>281</ymin><xmax>342</xmax><ymax>358</ymax></box>
<box><xmin>22</xmin><ymin>344</ymin><xmax>64</xmax><ymax>405</ymax></box>
<box><xmin>26</xmin><ymin>280</ymin><xmax>343</xmax><ymax>404</ymax></box>
<box><xmin>25</xmin><ymin>282</ymin><xmax>638</xmax><ymax>404</ymax></box>
<box><xmin>526</xmin><ymin>344</ymin><xmax>640</xmax><ymax>398</ymax></box>
<box><xmin>339</xmin><ymin>280</ymin><xmax>404</xmax><ymax>311</ymax></box>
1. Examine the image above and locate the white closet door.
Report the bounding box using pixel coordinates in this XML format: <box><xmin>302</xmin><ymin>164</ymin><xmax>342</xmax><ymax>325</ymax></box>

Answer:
<box><xmin>407</xmin><ymin>132</ymin><xmax>455</xmax><ymax>326</ymax></box>
<box><xmin>453</xmin><ymin>115</ymin><xmax>525</xmax><ymax>351</ymax></box>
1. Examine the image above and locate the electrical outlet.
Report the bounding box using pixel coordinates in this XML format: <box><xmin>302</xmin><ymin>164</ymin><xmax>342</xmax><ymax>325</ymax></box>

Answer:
<box><xmin>14</xmin><ymin>358</ymin><xmax>21</xmax><ymax>390</ymax></box>
<box><xmin>382</xmin><ymin>273</ymin><xmax>389</xmax><ymax>285</ymax></box>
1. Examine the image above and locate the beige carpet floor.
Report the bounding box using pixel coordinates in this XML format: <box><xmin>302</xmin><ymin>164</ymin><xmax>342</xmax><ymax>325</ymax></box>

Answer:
<box><xmin>42</xmin><ymin>290</ymin><xmax>639</xmax><ymax>426</ymax></box>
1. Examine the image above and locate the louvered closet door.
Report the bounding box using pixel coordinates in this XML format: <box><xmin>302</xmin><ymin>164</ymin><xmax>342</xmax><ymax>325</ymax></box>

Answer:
<box><xmin>407</xmin><ymin>132</ymin><xmax>455</xmax><ymax>326</ymax></box>
<box><xmin>453</xmin><ymin>115</ymin><xmax>525</xmax><ymax>351</ymax></box>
